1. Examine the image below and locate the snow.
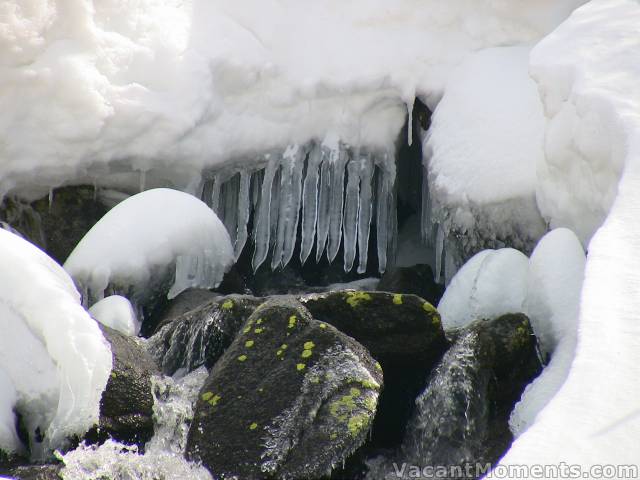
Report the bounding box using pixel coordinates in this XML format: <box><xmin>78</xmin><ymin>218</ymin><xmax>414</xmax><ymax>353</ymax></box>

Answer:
<box><xmin>498</xmin><ymin>0</ymin><xmax>640</xmax><ymax>469</ymax></box>
<box><xmin>89</xmin><ymin>295</ymin><xmax>140</xmax><ymax>336</ymax></box>
<box><xmin>510</xmin><ymin>228</ymin><xmax>585</xmax><ymax>436</ymax></box>
<box><xmin>0</xmin><ymin>0</ymin><xmax>584</xmax><ymax>199</ymax></box>
<box><xmin>422</xmin><ymin>45</ymin><xmax>547</xmax><ymax>275</ymax></box>
<box><xmin>0</xmin><ymin>229</ymin><xmax>112</xmax><ymax>458</ymax></box>
<box><xmin>437</xmin><ymin>248</ymin><xmax>529</xmax><ymax>331</ymax></box>
<box><xmin>64</xmin><ymin>188</ymin><xmax>234</xmax><ymax>305</ymax></box>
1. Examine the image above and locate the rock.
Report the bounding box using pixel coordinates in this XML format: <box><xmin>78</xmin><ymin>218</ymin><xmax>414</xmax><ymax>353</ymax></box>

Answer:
<box><xmin>377</xmin><ymin>264</ymin><xmax>445</xmax><ymax>307</ymax></box>
<box><xmin>3</xmin><ymin>464</ymin><xmax>62</xmax><ymax>480</ymax></box>
<box><xmin>85</xmin><ymin>326</ymin><xmax>159</xmax><ymax>447</ymax></box>
<box><xmin>385</xmin><ymin>313</ymin><xmax>542</xmax><ymax>477</ymax></box>
<box><xmin>186</xmin><ymin>297</ymin><xmax>383</xmax><ymax>480</ymax></box>
<box><xmin>300</xmin><ymin>291</ymin><xmax>448</xmax><ymax>447</ymax></box>
<box><xmin>142</xmin><ymin>288</ymin><xmax>220</xmax><ymax>337</ymax></box>
<box><xmin>147</xmin><ymin>295</ymin><xmax>263</xmax><ymax>376</ymax></box>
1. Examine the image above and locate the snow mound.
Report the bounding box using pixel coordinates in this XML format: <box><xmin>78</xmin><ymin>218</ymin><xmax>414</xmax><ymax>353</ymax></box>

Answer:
<box><xmin>437</xmin><ymin>248</ymin><xmax>529</xmax><ymax>331</ymax></box>
<box><xmin>64</xmin><ymin>188</ymin><xmax>234</xmax><ymax>306</ymax></box>
<box><xmin>499</xmin><ymin>0</ymin><xmax>640</xmax><ymax>467</ymax></box>
<box><xmin>0</xmin><ymin>0</ymin><xmax>584</xmax><ymax>197</ymax></box>
<box><xmin>423</xmin><ymin>45</ymin><xmax>547</xmax><ymax>281</ymax></box>
<box><xmin>89</xmin><ymin>295</ymin><xmax>140</xmax><ymax>336</ymax></box>
<box><xmin>0</xmin><ymin>229</ymin><xmax>112</xmax><ymax>457</ymax></box>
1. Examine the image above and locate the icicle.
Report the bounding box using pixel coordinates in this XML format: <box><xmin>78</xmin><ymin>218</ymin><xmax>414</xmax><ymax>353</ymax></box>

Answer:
<box><xmin>300</xmin><ymin>144</ymin><xmax>322</xmax><ymax>265</ymax></box>
<box><xmin>327</xmin><ymin>146</ymin><xmax>348</xmax><ymax>263</ymax></box>
<box><xmin>407</xmin><ymin>98</ymin><xmax>415</xmax><ymax>146</ymax></box>
<box><xmin>376</xmin><ymin>166</ymin><xmax>389</xmax><ymax>274</ymax></box>
<box><xmin>272</xmin><ymin>145</ymin><xmax>305</xmax><ymax>269</ymax></box>
<box><xmin>235</xmin><ymin>171</ymin><xmax>251</xmax><ymax>259</ymax></box>
<box><xmin>252</xmin><ymin>158</ymin><xmax>279</xmax><ymax>272</ymax></box>
<box><xmin>343</xmin><ymin>158</ymin><xmax>360</xmax><ymax>272</ymax></box>
<box><xmin>315</xmin><ymin>147</ymin><xmax>332</xmax><ymax>262</ymax></box>
<box><xmin>221</xmin><ymin>174</ymin><xmax>240</xmax><ymax>247</ymax></box>
<box><xmin>357</xmin><ymin>154</ymin><xmax>374</xmax><ymax>274</ymax></box>
<box><xmin>444</xmin><ymin>244</ymin><xmax>457</xmax><ymax>286</ymax></box>
<box><xmin>434</xmin><ymin>225</ymin><xmax>444</xmax><ymax>282</ymax></box>
<box><xmin>209</xmin><ymin>174</ymin><xmax>222</xmax><ymax>214</ymax></box>
<box><xmin>269</xmin><ymin>166</ymin><xmax>281</xmax><ymax>251</ymax></box>
<box><xmin>421</xmin><ymin>164</ymin><xmax>432</xmax><ymax>246</ymax></box>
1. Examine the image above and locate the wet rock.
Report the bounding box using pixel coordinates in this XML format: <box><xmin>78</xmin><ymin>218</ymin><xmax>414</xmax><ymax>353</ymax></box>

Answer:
<box><xmin>186</xmin><ymin>297</ymin><xmax>383</xmax><ymax>480</ymax></box>
<box><xmin>85</xmin><ymin>326</ymin><xmax>159</xmax><ymax>447</ymax></box>
<box><xmin>372</xmin><ymin>313</ymin><xmax>542</xmax><ymax>479</ymax></box>
<box><xmin>143</xmin><ymin>288</ymin><xmax>220</xmax><ymax>337</ymax></box>
<box><xmin>147</xmin><ymin>295</ymin><xmax>263</xmax><ymax>376</ymax></box>
<box><xmin>377</xmin><ymin>264</ymin><xmax>445</xmax><ymax>307</ymax></box>
<box><xmin>300</xmin><ymin>291</ymin><xmax>448</xmax><ymax>447</ymax></box>
<box><xmin>3</xmin><ymin>464</ymin><xmax>62</xmax><ymax>480</ymax></box>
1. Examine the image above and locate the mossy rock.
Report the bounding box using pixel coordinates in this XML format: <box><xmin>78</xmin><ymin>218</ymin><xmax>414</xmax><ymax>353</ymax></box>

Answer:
<box><xmin>186</xmin><ymin>297</ymin><xmax>383</xmax><ymax>479</ymax></box>
<box><xmin>300</xmin><ymin>291</ymin><xmax>448</xmax><ymax>447</ymax></box>
<box><xmin>85</xmin><ymin>325</ymin><xmax>159</xmax><ymax>447</ymax></box>
<box><xmin>147</xmin><ymin>294</ymin><xmax>264</xmax><ymax>375</ymax></box>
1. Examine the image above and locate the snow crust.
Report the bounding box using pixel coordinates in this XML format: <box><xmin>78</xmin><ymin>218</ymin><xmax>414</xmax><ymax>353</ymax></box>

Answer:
<box><xmin>0</xmin><ymin>0</ymin><xmax>584</xmax><ymax>197</ymax></box>
<box><xmin>64</xmin><ymin>188</ymin><xmax>234</xmax><ymax>305</ymax></box>
<box><xmin>498</xmin><ymin>0</ymin><xmax>640</xmax><ymax>468</ymax></box>
<box><xmin>0</xmin><ymin>229</ymin><xmax>112</xmax><ymax>457</ymax></box>
<box><xmin>89</xmin><ymin>295</ymin><xmax>140</xmax><ymax>336</ymax></box>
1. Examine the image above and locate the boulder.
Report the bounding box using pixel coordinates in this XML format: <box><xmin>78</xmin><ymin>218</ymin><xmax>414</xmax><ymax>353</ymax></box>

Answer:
<box><xmin>85</xmin><ymin>326</ymin><xmax>159</xmax><ymax>447</ymax></box>
<box><xmin>186</xmin><ymin>297</ymin><xmax>383</xmax><ymax>480</ymax></box>
<box><xmin>300</xmin><ymin>291</ymin><xmax>448</xmax><ymax>446</ymax></box>
<box><xmin>147</xmin><ymin>295</ymin><xmax>263</xmax><ymax>376</ymax></box>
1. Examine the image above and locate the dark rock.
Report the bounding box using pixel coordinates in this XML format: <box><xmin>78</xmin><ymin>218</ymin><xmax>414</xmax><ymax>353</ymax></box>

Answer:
<box><xmin>377</xmin><ymin>264</ymin><xmax>445</xmax><ymax>306</ymax></box>
<box><xmin>300</xmin><ymin>291</ymin><xmax>448</xmax><ymax>447</ymax></box>
<box><xmin>85</xmin><ymin>326</ymin><xmax>159</xmax><ymax>447</ymax></box>
<box><xmin>186</xmin><ymin>297</ymin><xmax>383</xmax><ymax>480</ymax></box>
<box><xmin>0</xmin><ymin>198</ymin><xmax>46</xmax><ymax>251</ymax></box>
<box><xmin>142</xmin><ymin>288</ymin><xmax>220</xmax><ymax>337</ymax></box>
<box><xmin>378</xmin><ymin>313</ymin><xmax>542</xmax><ymax>479</ymax></box>
<box><xmin>4</xmin><ymin>464</ymin><xmax>62</xmax><ymax>480</ymax></box>
<box><xmin>147</xmin><ymin>294</ymin><xmax>263</xmax><ymax>375</ymax></box>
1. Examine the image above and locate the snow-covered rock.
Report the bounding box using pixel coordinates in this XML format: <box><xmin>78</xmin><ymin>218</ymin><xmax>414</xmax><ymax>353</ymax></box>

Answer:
<box><xmin>423</xmin><ymin>45</ymin><xmax>547</xmax><ymax>279</ymax></box>
<box><xmin>499</xmin><ymin>0</ymin><xmax>640</xmax><ymax>469</ymax></box>
<box><xmin>89</xmin><ymin>295</ymin><xmax>140</xmax><ymax>336</ymax></box>
<box><xmin>437</xmin><ymin>248</ymin><xmax>530</xmax><ymax>331</ymax></box>
<box><xmin>64</xmin><ymin>188</ymin><xmax>234</xmax><ymax>307</ymax></box>
<box><xmin>0</xmin><ymin>229</ymin><xmax>112</xmax><ymax>458</ymax></box>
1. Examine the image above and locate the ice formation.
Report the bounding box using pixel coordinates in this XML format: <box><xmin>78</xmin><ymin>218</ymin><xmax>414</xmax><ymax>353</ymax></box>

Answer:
<box><xmin>64</xmin><ymin>188</ymin><xmax>234</xmax><ymax>306</ymax></box>
<box><xmin>421</xmin><ymin>45</ymin><xmax>548</xmax><ymax>282</ymax></box>
<box><xmin>499</xmin><ymin>0</ymin><xmax>640</xmax><ymax>468</ymax></box>
<box><xmin>437</xmin><ymin>249</ymin><xmax>529</xmax><ymax>331</ymax></box>
<box><xmin>89</xmin><ymin>295</ymin><xmax>140</xmax><ymax>336</ymax></box>
<box><xmin>0</xmin><ymin>229</ymin><xmax>112</xmax><ymax>457</ymax></box>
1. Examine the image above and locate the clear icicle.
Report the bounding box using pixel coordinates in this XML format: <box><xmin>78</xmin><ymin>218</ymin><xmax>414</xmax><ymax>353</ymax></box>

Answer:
<box><xmin>435</xmin><ymin>224</ymin><xmax>444</xmax><ymax>282</ymax></box>
<box><xmin>357</xmin><ymin>154</ymin><xmax>374</xmax><ymax>274</ymax></box>
<box><xmin>252</xmin><ymin>158</ymin><xmax>279</xmax><ymax>271</ymax></box>
<box><xmin>300</xmin><ymin>144</ymin><xmax>322</xmax><ymax>265</ymax></box>
<box><xmin>327</xmin><ymin>146</ymin><xmax>348</xmax><ymax>263</ymax></box>
<box><xmin>269</xmin><ymin>165</ymin><xmax>281</xmax><ymax>252</ymax></box>
<box><xmin>235</xmin><ymin>171</ymin><xmax>251</xmax><ymax>259</ymax></box>
<box><xmin>407</xmin><ymin>98</ymin><xmax>415</xmax><ymax>146</ymax></box>
<box><xmin>421</xmin><ymin>164</ymin><xmax>432</xmax><ymax>246</ymax></box>
<box><xmin>376</xmin><ymin>166</ymin><xmax>389</xmax><ymax>273</ymax></box>
<box><xmin>209</xmin><ymin>174</ymin><xmax>222</xmax><ymax>214</ymax></box>
<box><xmin>343</xmin><ymin>158</ymin><xmax>360</xmax><ymax>272</ymax></box>
<box><xmin>315</xmin><ymin>147</ymin><xmax>332</xmax><ymax>262</ymax></box>
<box><xmin>221</xmin><ymin>174</ymin><xmax>239</xmax><ymax>247</ymax></box>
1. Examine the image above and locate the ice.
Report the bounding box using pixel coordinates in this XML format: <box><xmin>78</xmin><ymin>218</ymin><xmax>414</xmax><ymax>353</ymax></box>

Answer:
<box><xmin>252</xmin><ymin>157</ymin><xmax>278</xmax><ymax>271</ymax></box>
<box><xmin>498</xmin><ymin>1</ymin><xmax>640</xmax><ymax>468</ymax></box>
<box><xmin>357</xmin><ymin>154</ymin><xmax>374</xmax><ymax>273</ymax></box>
<box><xmin>300</xmin><ymin>144</ymin><xmax>322</xmax><ymax>265</ymax></box>
<box><xmin>0</xmin><ymin>229</ymin><xmax>112</xmax><ymax>458</ymax></box>
<box><xmin>64</xmin><ymin>188</ymin><xmax>234</xmax><ymax>307</ymax></box>
<box><xmin>437</xmin><ymin>248</ymin><xmax>529</xmax><ymax>331</ymax></box>
<box><xmin>89</xmin><ymin>295</ymin><xmax>141</xmax><ymax>337</ymax></box>
<box><xmin>235</xmin><ymin>171</ymin><xmax>252</xmax><ymax>259</ymax></box>
<box><xmin>343</xmin><ymin>159</ymin><xmax>360</xmax><ymax>271</ymax></box>
<box><xmin>327</xmin><ymin>147</ymin><xmax>349</xmax><ymax>263</ymax></box>
<box><xmin>422</xmin><ymin>46</ymin><xmax>548</xmax><ymax>272</ymax></box>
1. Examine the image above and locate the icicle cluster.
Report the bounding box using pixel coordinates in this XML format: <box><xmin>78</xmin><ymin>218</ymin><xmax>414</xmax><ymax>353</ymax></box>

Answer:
<box><xmin>202</xmin><ymin>140</ymin><xmax>397</xmax><ymax>273</ymax></box>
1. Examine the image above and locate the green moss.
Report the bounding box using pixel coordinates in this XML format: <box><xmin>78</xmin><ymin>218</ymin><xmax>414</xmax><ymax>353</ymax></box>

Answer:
<box><xmin>345</xmin><ymin>291</ymin><xmax>372</xmax><ymax>308</ymax></box>
<box><xmin>303</xmin><ymin>341</ymin><xmax>315</xmax><ymax>349</ymax></box>
<box><xmin>254</xmin><ymin>327</ymin><xmax>264</xmax><ymax>334</ymax></box>
<box><xmin>301</xmin><ymin>349</ymin><xmax>312</xmax><ymax>359</ymax></box>
<box><xmin>349</xmin><ymin>387</ymin><xmax>361</xmax><ymax>397</ymax></box>
<box><xmin>221</xmin><ymin>300</ymin><xmax>234</xmax><ymax>310</ymax></box>
<box><xmin>393</xmin><ymin>294</ymin><xmax>403</xmax><ymax>305</ymax></box>
<box><xmin>422</xmin><ymin>302</ymin><xmax>436</xmax><ymax>313</ymax></box>
<box><xmin>319</xmin><ymin>323</ymin><xmax>327</xmax><ymax>329</ymax></box>
<box><xmin>256</xmin><ymin>318</ymin><xmax>263</xmax><ymax>325</ymax></box>
<box><xmin>201</xmin><ymin>392</ymin><xmax>213</xmax><ymax>401</ymax></box>
<box><xmin>238</xmin><ymin>355</ymin><xmax>248</xmax><ymax>362</ymax></box>
<box><xmin>296</xmin><ymin>363</ymin><xmax>306</xmax><ymax>371</ymax></box>
<box><xmin>245</xmin><ymin>340</ymin><xmax>255</xmax><ymax>348</ymax></box>
<box><xmin>358</xmin><ymin>379</ymin><xmax>381</xmax><ymax>390</ymax></box>
<box><xmin>375</xmin><ymin>362</ymin><xmax>382</xmax><ymax>372</ymax></box>
<box><xmin>243</xmin><ymin>326</ymin><xmax>252</xmax><ymax>334</ymax></box>
<box><xmin>249</xmin><ymin>422</ymin><xmax>258</xmax><ymax>430</ymax></box>
<box><xmin>363</xmin><ymin>396</ymin><xmax>377</xmax><ymax>412</ymax></box>
<box><xmin>347</xmin><ymin>414</ymin><xmax>370</xmax><ymax>437</ymax></box>
<box><xmin>280</xmin><ymin>344</ymin><xmax>288</xmax><ymax>350</ymax></box>
<box><xmin>288</xmin><ymin>315</ymin><xmax>297</xmax><ymax>329</ymax></box>
<box><xmin>207</xmin><ymin>394</ymin><xmax>221</xmax><ymax>407</ymax></box>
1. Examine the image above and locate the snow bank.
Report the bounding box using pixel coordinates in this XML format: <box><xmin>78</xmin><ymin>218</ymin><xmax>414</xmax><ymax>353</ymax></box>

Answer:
<box><xmin>64</xmin><ymin>188</ymin><xmax>234</xmax><ymax>305</ymax></box>
<box><xmin>0</xmin><ymin>0</ymin><xmax>584</xmax><ymax>197</ymax></box>
<box><xmin>437</xmin><ymin>249</ymin><xmax>529</xmax><ymax>331</ymax></box>
<box><xmin>423</xmin><ymin>45</ymin><xmax>547</xmax><ymax>279</ymax></box>
<box><xmin>498</xmin><ymin>0</ymin><xmax>640</xmax><ymax>469</ymax></box>
<box><xmin>0</xmin><ymin>229</ymin><xmax>112</xmax><ymax>457</ymax></box>
<box><xmin>89</xmin><ymin>295</ymin><xmax>140</xmax><ymax>336</ymax></box>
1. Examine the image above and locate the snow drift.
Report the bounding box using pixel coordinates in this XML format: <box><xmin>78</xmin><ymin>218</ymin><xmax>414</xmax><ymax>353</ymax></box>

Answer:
<box><xmin>64</xmin><ymin>188</ymin><xmax>234</xmax><ymax>306</ymax></box>
<box><xmin>0</xmin><ymin>229</ymin><xmax>112</xmax><ymax>458</ymax></box>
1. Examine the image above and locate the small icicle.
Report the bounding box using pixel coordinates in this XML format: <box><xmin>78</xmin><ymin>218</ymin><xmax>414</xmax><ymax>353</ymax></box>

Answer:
<box><xmin>327</xmin><ymin>145</ymin><xmax>349</xmax><ymax>263</ymax></box>
<box><xmin>235</xmin><ymin>171</ymin><xmax>251</xmax><ymax>259</ymax></box>
<box><xmin>357</xmin><ymin>154</ymin><xmax>374</xmax><ymax>274</ymax></box>
<box><xmin>315</xmin><ymin>147</ymin><xmax>332</xmax><ymax>262</ymax></box>
<box><xmin>48</xmin><ymin>188</ymin><xmax>54</xmax><ymax>211</ymax></box>
<box><xmin>210</xmin><ymin>174</ymin><xmax>222</xmax><ymax>214</ymax></box>
<box><xmin>343</xmin><ymin>158</ymin><xmax>360</xmax><ymax>272</ymax></box>
<box><xmin>252</xmin><ymin>158</ymin><xmax>279</xmax><ymax>272</ymax></box>
<box><xmin>407</xmin><ymin>97</ymin><xmax>415</xmax><ymax>146</ymax></box>
<box><xmin>434</xmin><ymin>225</ymin><xmax>444</xmax><ymax>282</ymax></box>
<box><xmin>300</xmin><ymin>143</ymin><xmax>322</xmax><ymax>265</ymax></box>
